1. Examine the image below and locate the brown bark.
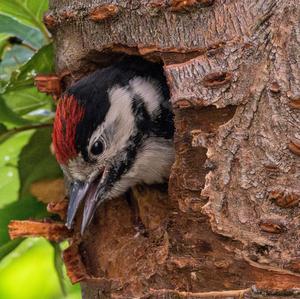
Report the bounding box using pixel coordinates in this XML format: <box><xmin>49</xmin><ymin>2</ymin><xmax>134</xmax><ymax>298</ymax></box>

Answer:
<box><xmin>44</xmin><ymin>0</ymin><xmax>300</xmax><ymax>298</ymax></box>
<box><xmin>9</xmin><ymin>220</ymin><xmax>71</xmax><ymax>242</ymax></box>
<box><xmin>34</xmin><ymin>74</ymin><xmax>62</xmax><ymax>97</ymax></box>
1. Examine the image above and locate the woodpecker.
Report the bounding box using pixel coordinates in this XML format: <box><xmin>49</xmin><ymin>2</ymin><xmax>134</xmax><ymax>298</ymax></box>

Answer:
<box><xmin>52</xmin><ymin>56</ymin><xmax>175</xmax><ymax>234</ymax></box>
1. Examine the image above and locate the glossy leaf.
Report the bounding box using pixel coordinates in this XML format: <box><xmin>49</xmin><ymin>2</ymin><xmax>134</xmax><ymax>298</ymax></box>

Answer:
<box><xmin>0</xmin><ymin>130</ymin><xmax>16</xmax><ymax>145</ymax></box>
<box><xmin>0</xmin><ymin>239</ymin><xmax>82</xmax><ymax>299</ymax></box>
<box><xmin>0</xmin><ymin>45</ymin><xmax>33</xmax><ymax>83</ymax></box>
<box><xmin>0</xmin><ymin>165</ymin><xmax>18</xmax><ymax>205</ymax></box>
<box><xmin>18</xmin><ymin>127</ymin><xmax>62</xmax><ymax>199</ymax></box>
<box><xmin>0</xmin><ymin>95</ymin><xmax>28</xmax><ymax>125</ymax></box>
<box><xmin>0</xmin><ymin>131</ymin><xmax>32</xmax><ymax>206</ymax></box>
<box><xmin>0</xmin><ymin>0</ymin><xmax>49</xmax><ymax>39</ymax></box>
<box><xmin>0</xmin><ymin>239</ymin><xmax>22</xmax><ymax>260</ymax></box>
<box><xmin>7</xmin><ymin>43</ymin><xmax>54</xmax><ymax>91</ymax></box>
<box><xmin>0</xmin><ymin>33</ymin><xmax>11</xmax><ymax>58</ymax></box>
<box><xmin>0</xmin><ymin>14</ymin><xmax>44</xmax><ymax>48</ymax></box>
<box><xmin>0</xmin><ymin>124</ymin><xmax>7</xmax><ymax>134</ymax></box>
<box><xmin>0</xmin><ymin>15</ymin><xmax>45</xmax><ymax>82</ymax></box>
<box><xmin>3</xmin><ymin>86</ymin><xmax>52</xmax><ymax>116</ymax></box>
<box><xmin>52</xmin><ymin>242</ymin><xmax>67</xmax><ymax>296</ymax></box>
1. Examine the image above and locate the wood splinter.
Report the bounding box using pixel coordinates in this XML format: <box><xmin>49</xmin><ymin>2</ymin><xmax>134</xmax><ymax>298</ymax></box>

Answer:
<box><xmin>35</xmin><ymin>74</ymin><xmax>62</xmax><ymax>97</ymax></box>
<box><xmin>202</xmin><ymin>71</ymin><xmax>232</xmax><ymax>88</ymax></box>
<box><xmin>47</xmin><ymin>198</ymin><xmax>69</xmax><ymax>220</ymax></box>
<box><xmin>175</xmin><ymin>99</ymin><xmax>193</xmax><ymax>109</ymax></box>
<box><xmin>89</xmin><ymin>4</ymin><xmax>119</xmax><ymax>22</ymax></box>
<box><xmin>268</xmin><ymin>189</ymin><xmax>299</xmax><ymax>208</ymax></box>
<box><xmin>43</xmin><ymin>13</ymin><xmax>58</xmax><ymax>30</ymax></box>
<box><xmin>288</xmin><ymin>139</ymin><xmax>300</xmax><ymax>157</ymax></box>
<box><xmin>63</xmin><ymin>243</ymin><xmax>90</xmax><ymax>284</ymax></box>
<box><xmin>8</xmin><ymin>220</ymin><xmax>71</xmax><ymax>242</ymax></box>
<box><xmin>289</xmin><ymin>98</ymin><xmax>300</xmax><ymax>109</ymax></box>
<box><xmin>259</xmin><ymin>220</ymin><xmax>285</xmax><ymax>234</ymax></box>
<box><xmin>170</xmin><ymin>0</ymin><xmax>215</xmax><ymax>11</ymax></box>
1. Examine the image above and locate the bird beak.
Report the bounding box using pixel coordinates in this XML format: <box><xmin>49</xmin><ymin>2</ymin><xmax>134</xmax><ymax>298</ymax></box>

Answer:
<box><xmin>80</xmin><ymin>167</ymin><xmax>110</xmax><ymax>235</ymax></box>
<box><xmin>66</xmin><ymin>170</ymin><xmax>104</xmax><ymax>231</ymax></box>
<box><xmin>66</xmin><ymin>180</ymin><xmax>90</xmax><ymax>229</ymax></box>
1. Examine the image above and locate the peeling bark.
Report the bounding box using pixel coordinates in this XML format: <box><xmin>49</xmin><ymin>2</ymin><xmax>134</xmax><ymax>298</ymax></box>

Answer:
<box><xmin>35</xmin><ymin>74</ymin><xmax>62</xmax><ymax>97</ymax></box>
<box><xmin>8</xmin><ymin>220</ymin><xmax>70</xmax><ymax>242</ymax></box>
<box><xmin>42</xmin><ymin>0</ymin><xmax>300</xmax><ymax>298</ymax></box>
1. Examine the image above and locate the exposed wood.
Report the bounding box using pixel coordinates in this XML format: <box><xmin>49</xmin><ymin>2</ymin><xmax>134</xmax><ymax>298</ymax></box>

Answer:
<box><xmin>47</xmin><ymin>198</ymin><xmax>68</xmax><ymax>220</ymax></box>
<box><xmin>288</xmin><ymin>139</ymin><xmax>300</xmax><ymax>156</ymax></box>
<box><xmin>8</xmin><ymin>220</ymin><xmax>70</xmax><ymax>242</ymax></box>
<box><xmin>89</xmin><ymin>5</ymin><xmax>119</xmax><ymax>22</ymax></box>
<box><xmin>63</xmin><ymin>242</ymin><xmax>90</xmax><ymax>284</ymax></box>
<box><xmin>170</xmin><ymin>0</ymin><xmax>215</xmax><ymax>12</ymax></box>
<box><xmin>289</xmin><ymin>98</ymin><xmax>300</xmax><ymax>109</ymax></box>
<box><xmin>140</xmin><ymin>287</ymin><xmax>251</xmax><ymax>298</ymax></box>
<box><xmin>268</xmin><ymin>189</ymin><xmax>300</xmax><ymax>208</ymax></box>
<box><xmin>34</xmin><ymin>74</ymin><xmax>62</xmax><ymax>97</ymax></box>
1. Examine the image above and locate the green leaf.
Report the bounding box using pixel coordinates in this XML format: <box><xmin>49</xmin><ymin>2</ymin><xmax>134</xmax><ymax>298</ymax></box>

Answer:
<box><xmin>0</xmin><ymin>239</ymin><xmax>82</xmax><ymax>299</ymax></box>
<box><xmin>0</xmin><ymin>45</ymin><xmax>33</xmax><ymax>83</ymax></box>
<box><xmin>3</xmin><ymin>86</ymin><xmax>52</xmax><ymax>116</ymax></box>
<box><xmin>0</xmin><ymin>165</ymin><xmax>18</xmax><ymax>206</ymax></box>
<box><xmin>0</xmin><ymin>33</ymin><xmax>11</xmax><ymax>58</ymax></box>
<box><xmin>0</xmin><ymin>0</ymin><xmax>49</xmax><ymax>39</ymax></box>
<box><xmin>0</xmin><ymin>15</ymin><xmax>49</xmax><ymax>84</ymax></box>
<box><xmin>52</xmin><ymin>242</ymin><xmax>67</xmax><ymax>297</ymax></box>
<box><xmin>0</xmin><ymin>17</ymin><xmax>53</xmax><ymax>85</ymax></box>
<box><xmin>0</xmin><ymin>14</ymin><xmax>44</xmax><ymax>48</ymax></box>
<box><xmin>18</xmin><ymin>127</ymin><xmax>61</xmax><ymax>199</ymax></box>
<box><xmin>0</xmin><ymin>131</ymin><xmax>33</xmax><ymax>206</ymax></box>
<box><xmin>0</xmin><ymin>130</ymin><xmax>15</xmax><ymax>145</ymax></box>
<box><xmin>0</xmin><ymin>239</ymin><xmax>22</xmax><ymax>260</ymax></box>
<box><xmin>0</xmin><ymin>124</ymin><xmax>7</xmax><ymax>134</ymax></box>
<box><xmin>0</xmin><ymin>95</ymin><xmax>28</xmax><ymax>125</ymax></box>
<box><xmin>7</xmin><ymin>43</ymin><xmax>54</xmax><ymax>91</ymax></box>
<box><xmin>0</xmin><ymin>196</ymin><xmax>47</xmax><ymax>246</ymax></box>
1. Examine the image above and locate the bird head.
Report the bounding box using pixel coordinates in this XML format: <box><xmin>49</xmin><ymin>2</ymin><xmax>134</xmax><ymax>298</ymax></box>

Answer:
<box><xmin>52</xmin><ymin>57</ymin><xmax>174</xmax><ymax>234</ymax></box>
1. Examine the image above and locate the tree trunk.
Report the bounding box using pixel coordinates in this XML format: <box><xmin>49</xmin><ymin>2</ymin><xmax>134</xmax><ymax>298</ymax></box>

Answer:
<box><xmin>45</xmin><ymin>0</ymin><xmax>300</xmax><ymax>298</ymax></box>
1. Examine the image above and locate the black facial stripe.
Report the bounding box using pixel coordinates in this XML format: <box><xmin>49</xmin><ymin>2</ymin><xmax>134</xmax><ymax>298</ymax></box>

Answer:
<box><xmin>131</xmin><ymin>94</ymin><xmax>151</xmax><ymax>134</ymax></box>
<box><xmin>72</xmin><ymin>86</ymin><xmax>110</xmax><ymax>162</ymax></box>
<box><xmin>101</xmin><ymin>94</ymin><xmax>151</xmax><ymax>190</ymax></box>
<box><xmin>150</xmin><ymin>103</ymin><xmax>174</xmax><ymax>139</ymax></box>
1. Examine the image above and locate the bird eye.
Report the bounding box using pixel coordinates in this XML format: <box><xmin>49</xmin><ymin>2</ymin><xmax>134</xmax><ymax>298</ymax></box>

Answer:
<box><xmin>90</xmin><ymin>140</ymin><xmax>104</xmax><ymax>156</ymax></box>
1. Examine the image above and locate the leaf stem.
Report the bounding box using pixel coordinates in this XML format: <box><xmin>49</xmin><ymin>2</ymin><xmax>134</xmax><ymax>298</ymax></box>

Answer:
<box><xmin>6</xmin><ymin>122</ymin><xmax>52</xmax><ymax>134</ymax></box>
<box><xmin>39</xmin><ymin>24</ymin><xmax>52</xmax><ymax>43</ymax></box>
<box><xmin>21</xmin><ymin>42</ymin><xmax>37</xmax><ymax>52</ymax></box>
<box><xmin>52</xmin><ymin>242</ymin><xmax>67</xmax><ymax>297</ymax></box>
<box><xmin>12</xmin><ymin>123</ymin><xmax>53</xmax><ymax>133</ymax></box>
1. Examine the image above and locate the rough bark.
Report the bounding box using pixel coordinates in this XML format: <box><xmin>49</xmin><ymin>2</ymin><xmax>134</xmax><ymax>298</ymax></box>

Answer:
<box><xmin>44</xmin><ymin>0</ymin><xmax>300</xmax><ymax>298</ymax></box>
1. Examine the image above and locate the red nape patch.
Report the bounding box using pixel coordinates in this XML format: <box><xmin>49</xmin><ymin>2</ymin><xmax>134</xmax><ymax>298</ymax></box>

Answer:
<box><xmin>52</xmin><ymin>95</ymin><xmax>85</xmax><ymax>164</ymax></box>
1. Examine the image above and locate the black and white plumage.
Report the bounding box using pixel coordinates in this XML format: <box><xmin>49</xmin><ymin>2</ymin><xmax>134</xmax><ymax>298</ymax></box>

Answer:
<box><xmin>53</xmin><ymin>56</ymin><xmax>175</xmax><ymax>234</ymax></box>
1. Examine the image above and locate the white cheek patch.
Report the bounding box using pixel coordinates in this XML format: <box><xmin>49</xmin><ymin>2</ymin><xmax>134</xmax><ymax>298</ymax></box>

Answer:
<box><xmin>106</xmin><ymin>137</ymin><xmax>175</xmax><ymax>199</ymax></box>
<box><xmin>129</xmin><ymin>77</ymin><xmax>162</xmax><ymax>114</ymax></box>
<box><xmin>106</xmin><ymin>86</ymin><xmax>136</xmax><ymax>153</ymax></box>
<box><xmin>128</xmin><ymin>137</ymin><xmax>175</xmax><ymax>184</ymax></box>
